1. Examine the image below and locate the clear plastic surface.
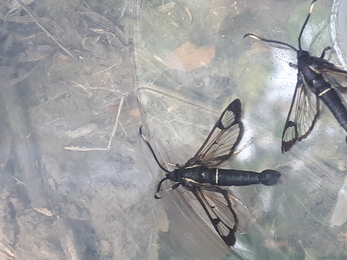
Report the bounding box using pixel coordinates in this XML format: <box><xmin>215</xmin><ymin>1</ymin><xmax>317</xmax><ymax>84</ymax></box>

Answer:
<box><xmin>136</xmin><ymin>0</ymin><xmax>347</xmax><ymax>259</ymax></box>
<box><xmin>0</xmin><ymin>0</ymin><xmax>346</xmax><ymax>259</ymax></box>
<box><xmin>332</xmin><ymin>0</ymin><xmax>347</xmax><ymax>67</ymax></box>
<box><xmin>0</xmin><ymin>0</ymin><xmax>152</xmax><ymax>259</ymax></box>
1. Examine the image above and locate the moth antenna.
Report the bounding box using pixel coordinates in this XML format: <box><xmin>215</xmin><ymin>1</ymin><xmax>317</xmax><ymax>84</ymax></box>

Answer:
<box><xmin>298</xmin><ymin>0</ymin><xmax>317</xmax><ymax>50</ymax></box>
<box><xmin>139</xmin><ymin>126</ymin><xmax>171</xmax><ymax>173</ymax></box>
<box><xmin>244</xmin><ymin>33</ymin><xmax>298</xmax><ymax>52</ymax></box>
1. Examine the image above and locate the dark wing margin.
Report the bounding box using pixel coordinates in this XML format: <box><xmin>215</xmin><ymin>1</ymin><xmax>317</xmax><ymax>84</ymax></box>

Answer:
<box><xmin>190</xmin><ymin>185</ymin><xmax>238</xmax><ymax>247</ymax></box>
<box><xmin>185</xmin><ymin>99</ymin><xmax>244</xmax><ymax>167</ymax></box>
<box><xmin>281</xmin><ymin>73</ymin><xmax>320</xmax><ymax>152</ymax></box>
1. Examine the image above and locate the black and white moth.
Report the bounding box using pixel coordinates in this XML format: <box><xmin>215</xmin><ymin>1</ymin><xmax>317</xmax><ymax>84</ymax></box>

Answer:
<box><xmin>140</xmin><ymin>99</ymin><xmax>280</xmax><ymax>246</ymax></box>
<box><xmin>245</xmin><ymin>0</ymin><xmax>347</xmax><ymax>152</ymax></box>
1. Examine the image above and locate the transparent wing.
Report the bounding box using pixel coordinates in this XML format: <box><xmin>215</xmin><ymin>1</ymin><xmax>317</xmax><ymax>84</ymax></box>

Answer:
<box><xmin>281</xmin><ymin>73</ymin><xmax>320</xmax><ymax>152</ymax></box>
<box><xmin>185</xmin><ymin>99</ymin><xmax>244</xmax><ymax>168</ymax></box>
<box><xmin>315</xmin><ymin>61</ymin><xmax>347</xmax><ymax>90</ymax></box>
<box><xmin>189</xmin><ymin>184</ymin><xmax>238</xmax><ymax>247</ymax></box>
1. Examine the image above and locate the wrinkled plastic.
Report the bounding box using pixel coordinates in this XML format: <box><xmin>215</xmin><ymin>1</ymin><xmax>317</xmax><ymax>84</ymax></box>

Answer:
<box><xmin>332</xmin><ymin>0</ymin><xmax>347</xmax><ymax>67</ymax></box>
<box><xmin>135</xmin><ymin>0</ymin><xmax>347</xmax><ymax>259</ymax></box>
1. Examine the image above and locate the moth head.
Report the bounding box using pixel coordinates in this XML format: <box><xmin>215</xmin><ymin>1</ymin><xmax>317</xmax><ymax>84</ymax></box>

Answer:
<box><xmin>297</xmin><ymin>50</ymin><xmax>310</xmax><ymax>60</ymax></box>
<box><xmin>167</xmin><ymin>169</ymin><xmax>181</xmax><ymax>182</ymax></box>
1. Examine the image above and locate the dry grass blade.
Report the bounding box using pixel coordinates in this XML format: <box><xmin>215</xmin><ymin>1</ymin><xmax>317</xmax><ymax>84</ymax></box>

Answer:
<box><xmin>107</xmin><ymin>95</ymin><xmax>125</xmax><ymax>148</ymax></box>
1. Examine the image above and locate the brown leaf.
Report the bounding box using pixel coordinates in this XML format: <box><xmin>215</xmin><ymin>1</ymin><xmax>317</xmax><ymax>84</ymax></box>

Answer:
<box><xmin>157</xmin><ymin>41</ymin><xmax>215</xmax><ymax>71</ymax></box>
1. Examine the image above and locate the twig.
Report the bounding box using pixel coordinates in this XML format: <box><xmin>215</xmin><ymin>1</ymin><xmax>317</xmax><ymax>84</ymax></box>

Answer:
<box><xmin>117</xmin><ymin>0</ymin><xmax>127</xmax><ymax>23</ymax></box>
<box><xmin>92</xmin><ymin>59</ymin><xmax>122</xmax><ymax>75</ymax></box>
<box><xmin>184</xmin><ymin>6</ymin><xmax>193</xmax><ymax>25</ymax></box>
<box><xmin>17</xmin><ymin>0</ymin><xmax>74</xmax><ymax>58</ymax></box>
<box><xmin>64</xmin><ymin>95</ymin><xmax>125</xmax><ymax>151</ymax></box>
<box><xmin>107</xmin><ymin>95</ymin><xmax>124</xmax><ymax>148</ymax></box>
<box><xmin>0</xmin><ymin>239</ymin><xmax>15</xmax><ymax>258</ymax></box>
<box><xmin>8</xmin><ymin>174</ymin><xmax>26</xmax><ymax>186</ymax></box>
<box><xmin>10</xmin><ymin>63</ymin><xmax>39</xmax><ymax>86</ymax></box>
<box><xmin>68</xmin><ymin>80</ymin><xmax>92</xmax><ymax>97</ymax></box>
<box><xmin>64</xmin><ymin>146</ymin><xmax>108</xmax><ymax>151</ymax></box>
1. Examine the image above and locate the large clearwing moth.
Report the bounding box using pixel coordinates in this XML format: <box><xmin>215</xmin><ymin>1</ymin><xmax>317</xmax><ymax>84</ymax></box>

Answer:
<box><xmin>140</xmin><ymin>99</ymin><xmax>280</xmax><ymax>246</ymax></box>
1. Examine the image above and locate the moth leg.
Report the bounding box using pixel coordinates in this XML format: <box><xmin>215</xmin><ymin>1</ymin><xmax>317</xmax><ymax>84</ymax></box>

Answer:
<box><xmin>289</xmin><ymin>62</ymin><xmax>298</xmax><ymax>69</ymax></box>
<box><xmin>320</xmin><ymin>46</ymin><xmax>331</xmax><ymax>59</ymax></box>
<box><xmin>163</xmin><ymin>183</ymin><xmax>181</xmax><ymax>193</ymax></box>
<box><xmin>154</xmin><ymin>177</ymin><xmax>169</xmax><ymax>199</ymax></box>
<box><xmin>171</xmin><ymin>183</ymin><xmax>180</xmax><ymax>190</ymax></box>
<box><xmin>161</xmin><ymin>183</ymin><xmax>181</xmax><ymax>196</ymax></box>
<box><xmin>154</xmin><ymin>178</ymin><xmax>182</xmax><ymax>198</ymax></box>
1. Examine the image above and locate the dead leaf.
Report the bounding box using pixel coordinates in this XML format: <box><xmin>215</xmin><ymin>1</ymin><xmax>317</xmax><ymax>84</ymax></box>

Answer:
<box><xmin>156</xmin><ymin>41</ymin><xmax>215</xmax><ymax>71</ymax></box>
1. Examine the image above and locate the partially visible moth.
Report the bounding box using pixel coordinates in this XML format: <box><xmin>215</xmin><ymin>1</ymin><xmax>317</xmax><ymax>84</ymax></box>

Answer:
<box><xmin>245</xmin><ymin>0</ymin><xmax>347</xmax><ymax>152</ymax></box>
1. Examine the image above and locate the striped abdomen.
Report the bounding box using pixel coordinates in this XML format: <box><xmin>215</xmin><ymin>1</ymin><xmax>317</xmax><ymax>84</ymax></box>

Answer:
<box><xmin>181</xmin><ymin>167</ymin><xmax>280</xmax><ymax>186</ymax></box>
<box><xmin>318</xmin><ymin>85</ymin><xmax>347</xmax><ymax>132</ymax></box>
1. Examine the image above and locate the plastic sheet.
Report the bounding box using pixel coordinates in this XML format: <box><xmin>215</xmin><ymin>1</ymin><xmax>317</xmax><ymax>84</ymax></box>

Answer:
<box><xmin>0</xmin><ymin>0</ymin><xmax>346</xmax><ymax>259</ymax></box>
<box><xmin>0</xmin><ymin>0</ymin><xmax>152</xmax><ymax>259</ymax></box>
<box><xmin>135</xmin><ymin>0</ymin><xmax>347</xmax><ymax>259</ymax></box>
